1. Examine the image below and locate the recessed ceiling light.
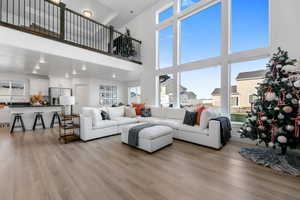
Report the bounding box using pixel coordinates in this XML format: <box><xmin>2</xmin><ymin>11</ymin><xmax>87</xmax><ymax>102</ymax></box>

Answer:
<box><xmin>112</xmin><ymin>74</ymin><xmax>116</xmax><ymax>79</ymax></box>
<box><xmin>39</xmin><ymin>56</ymin><xmax>46</xmax><ymax>64</ymax></box>
<box><xmin>65</xmin><ymin>73</ymin><xmax>69</xmax><ymax>78</ymax></box>
<box><xmin>130</xmin><ymin>10</ymin><xmax>134</xmax><ymax>14</ymax></box>
<box><xmin>81</xmin><ymin>65</ymin><xmax>87</xmax><ymax>71</ymax></box>
<box><xmin>82</xmin><ymin>9</ymin><xmax>93</xmax><ymax>18</ymax></box>
<box><xmin>72</xmin><ymin>69</ymin><xmax>77</xmax><ymax>75</ymax></box>
<box><xmin>35</xmin><ymin>64</ymin><xmax>40</xmax><ymax>70</ymax></box>
<box><xmin>32</xmin><ymin>69</ymin><xmax>37</xmax><ymax>74</ymax></box>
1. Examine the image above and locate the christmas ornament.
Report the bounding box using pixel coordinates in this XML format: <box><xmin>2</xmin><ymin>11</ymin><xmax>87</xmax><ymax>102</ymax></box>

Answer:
<box><xmin>277</xmin><ymin>136</ymin><xmax>287</xmax><ymax>144</ymax></box>
<box><xmin>250</xmin><ymin>116</ymin><xmax>257</xmax><ymax>121</ymax></box>
<box><xmin>276</xmin><ymin>64</ymin><xmax>283</xmax><ymax>69</ymax></box>
<box><xmin>258</xmin><ymin>125</ymin><xmax>265</xmax><ymax>130</ymax></box>
<box><xmin>283</xmin><ymin>106</ymin><xmax>293</xmax><ymax>113</ymax></box>
<box><xmin>268</xmin><ymin>142</ymin><xmax>274</xmax><ymax>148</ymax></box>
<box><xmin>267</xmin><ymin>119</ymin><xmax>272</xmax><ymax>123</ymax></box>
<box><xmin>246</xmin><ymin>127</ymin><xmax>252</xmax><ymax>132</ymax></box>
<box><xmin>286</xmin><ymin>125</ymin><xmax>295</xmax><ymax>131</ymax></box>
<box><xmin>278</xmin><ymin>113</ymin><xmax>285</xmax><ymax>120</ymax></box>
<box><xmin>275</xmin><ymin>107</ymin><xmax>280</xmax><ymax>111</ymax></box>
<box><xmin>261</xmin><ymin>116</ymin><xmax>268</xmax><ymax>121</ymax></box>
<box><xmin>286</xmin><ymin>93</ymin><xmax>293</xmax><ymax>99</ymax></box>
<box><xmin>292</xmin><ymin>99</ymin><xmax>298</xmax><ymax>104</ymax></box>
<box><xmin>278</xmin><ymin>127</ymin><xmax>284</xmax><ymax>133</ymax></box>
<box><xmin>281</xmin><ymin>78</ymin><xmax>288</xmax><ymax>82</ymax></box>
<box><xmin>282</xmin><ymin>65</ymin><xmax>298</xmax><ymax>73</ymax></box>
<box><xmin>265</xmin><ymin>92</ymin><xmax>276</xmax><ymax>101</ymax></box>
<box><xmin>294</xmin><ymin>80</ymin><xmax>300</xmax><ymax>88</ymax></box>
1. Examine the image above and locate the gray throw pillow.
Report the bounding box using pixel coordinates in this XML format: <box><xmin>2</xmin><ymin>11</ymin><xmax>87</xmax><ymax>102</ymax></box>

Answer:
<box><xmin>141</xmin><ymin>108</ymin><xmax>151</xmax><ymax>117</ymax></box>
<box><xmin>101</xmin><ymin>111</ymin><xmax>111</xmax><ymax>120</ymax></box>
<box><xmin>183</xmin><ymin>110</ymin><xmax>197</xmax><ymax>126</ymax></box>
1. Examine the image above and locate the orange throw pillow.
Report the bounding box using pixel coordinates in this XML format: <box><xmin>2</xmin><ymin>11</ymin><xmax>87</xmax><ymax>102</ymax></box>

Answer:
<box><xmin>132</xmin><ymin>103</ymin><xmax>145</xmax><ymax>115</ymax></box>
<box><xmin>195</xmin><ymin>106</ymin><xmax>206</xmax><ymax>125</ymax></box>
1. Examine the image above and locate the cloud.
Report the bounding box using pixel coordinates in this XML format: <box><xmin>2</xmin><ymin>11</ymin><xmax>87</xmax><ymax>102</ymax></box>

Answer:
<box><xmin>181</xmin><ymin>0</ymin><xmax>199</xmax><ymax>8</ymax></box>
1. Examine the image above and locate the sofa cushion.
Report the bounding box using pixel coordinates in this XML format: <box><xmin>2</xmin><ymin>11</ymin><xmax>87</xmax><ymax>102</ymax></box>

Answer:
<box><xmin>137</xmin><ymin>117</ymin><xmax>163</xmax><ymax>124</ymax></box>
<box><xmin>81</xmin><ymin>107</ymin><xmax>94</xmax><ymax>117</ymax></box>
<box><xmin>178</xmin><ymin>124</ymin><xmax>208</xmax><ymax>135</ymax></box>
<box><xmin>93</xmin><ymin>120</ymin><xmax>118</xmax><ymax>129</ymax></box>
<box><xmin>124</xmin><ymin>107</ymin><xmax>137</xmax><ymax>118</ymax></box>
<box><xmin>91</xmin><ymin>108</ymin><xmax>103</xmax><ymax>127</ymax></box>
<box><xmin>139</xmin><ymin>125</ymin><xmax>173</xmax><ymax>140</ymax></box>
<box><xmin>150</xmin><ymin>106</ymin><xmax>164</xmax><ymax>118</ymax></box>
<box><xmin>113</xmin><ymin>117</ymin><xmax>138</xmax><ymax>126</ymax></box>
<box><xmin>165</xmin><ymin>108</ymin><xmax>185</xmax><ymax>120</ymax></box>
<box><xmin>183</xmin><ymin>110</ymin><xmax>197</xmax><ymax>126</ymax></box>
<box><xmin>101</xmin><ymin>110</ymin><xmax>111</xmax><ymax>120</ymax></box>
<box><xmin>199</xmin><ymin>108</ymin><xmax>220</xmax><ymax>130</ymax></box>
<box><xmin>107</xmin><ymin>107</ymin><xmax>124</xmax><ymax>118</ymax></box>
<box><xmin>158</xmin><ymin>119</ymin><xmax>181</xmax><ymax>129</ymax></box>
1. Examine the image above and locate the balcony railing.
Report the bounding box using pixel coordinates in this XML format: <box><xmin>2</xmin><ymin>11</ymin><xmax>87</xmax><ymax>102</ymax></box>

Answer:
<box><xmin>0</xmin><ymin>0</ymin><xmax>142</xmax><ymax>64</ymax></box>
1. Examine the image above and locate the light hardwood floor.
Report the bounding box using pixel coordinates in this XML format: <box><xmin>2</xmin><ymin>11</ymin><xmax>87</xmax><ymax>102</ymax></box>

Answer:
<box><xmin>0</xmin><ymin>128</ymin><xmax>299</xmax><ymax>200</ymax></box>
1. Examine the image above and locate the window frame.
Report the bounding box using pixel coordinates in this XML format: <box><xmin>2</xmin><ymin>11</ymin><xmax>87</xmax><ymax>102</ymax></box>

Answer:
<box><xmin>154</xmin><ymin>0</ymin><xmax>271</xmax><ymax>113</ymax></box>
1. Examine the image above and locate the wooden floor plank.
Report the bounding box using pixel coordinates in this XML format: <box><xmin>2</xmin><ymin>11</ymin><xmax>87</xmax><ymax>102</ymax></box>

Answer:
<box><xmin>0</xmin><ymin>128</ymin><xmax>299</xmax><ymax>200</ymax></box>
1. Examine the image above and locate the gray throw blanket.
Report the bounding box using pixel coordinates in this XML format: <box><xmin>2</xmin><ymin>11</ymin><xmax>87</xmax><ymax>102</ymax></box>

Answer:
<box><xmin>212</xmin><ymin>117</ymin><xmax>231</xmax><ymax>146</ymax></box>
<box><xmin>128</xmin><ymin>123</ymin><xmax>157</xmax><ymax>147</ymax></box>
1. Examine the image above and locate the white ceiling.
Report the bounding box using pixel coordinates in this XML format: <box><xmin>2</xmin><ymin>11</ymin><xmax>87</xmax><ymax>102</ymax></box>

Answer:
<box><xmin>62</xmin><ymin>0</ymin><xmax>160</xmax><ymax>28</ymax></box>
<box><xmin>0</xmin><ymin>44</ymin><xmax>142</xmax><ymax>82</ymax></box>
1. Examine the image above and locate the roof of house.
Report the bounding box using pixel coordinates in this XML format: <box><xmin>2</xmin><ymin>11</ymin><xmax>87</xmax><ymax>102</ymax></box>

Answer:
<box><xmin>236</xmin><ymin>69</ymin><xmax>267</xmax><ymax>81</ymax></box>
<box><xmin>211</xmin><ymin>86</ymin><xmax>238</xmax><ymax>96</ymax></box>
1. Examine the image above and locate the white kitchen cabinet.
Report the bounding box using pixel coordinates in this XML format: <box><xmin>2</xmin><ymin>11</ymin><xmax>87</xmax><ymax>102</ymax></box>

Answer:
<box><xmin>30</xmin><ymin>78</ymin><xmax>49</xmax><ymax>96</ymax></box>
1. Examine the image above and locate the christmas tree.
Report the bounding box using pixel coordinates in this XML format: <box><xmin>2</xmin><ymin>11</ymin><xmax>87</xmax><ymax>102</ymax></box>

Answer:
<box><xmin>239</xmin><ymin>48</ymin><xmax>300</xmax><ymax>154</ymax></box>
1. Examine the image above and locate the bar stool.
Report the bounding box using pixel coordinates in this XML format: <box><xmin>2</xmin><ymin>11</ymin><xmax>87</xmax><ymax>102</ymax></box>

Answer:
<box><xmin>50</xmin><ymin>111</ymin><xmax>61</xmax><ymax>128</ymax></box>
<box><xmin>32</xmin><ymin>112</ymin><xmax>46</xmax><ymax>131</ymax></box>
<box><xmin>10</xmin><ymin>113</ymin><xmax>25</xmax><ymax>133</ymax></box>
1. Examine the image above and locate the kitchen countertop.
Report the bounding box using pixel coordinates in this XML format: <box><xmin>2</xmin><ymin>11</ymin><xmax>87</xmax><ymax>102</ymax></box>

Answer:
<box><xmin>8</xmin><ymin>105</ymin><xmax>63</xmax><ymax>108</ymax></box>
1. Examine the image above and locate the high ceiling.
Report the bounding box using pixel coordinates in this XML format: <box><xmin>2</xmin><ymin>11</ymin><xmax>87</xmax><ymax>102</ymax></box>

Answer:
<box><xmin>62</xmin><ymin>0</ymin><xmax>160</xmax><ymax>28</ymax></box>
<box><xmin>0</xmin><ymin>44</ymin><xmax>142</xmax><ymax>82</ymax></box>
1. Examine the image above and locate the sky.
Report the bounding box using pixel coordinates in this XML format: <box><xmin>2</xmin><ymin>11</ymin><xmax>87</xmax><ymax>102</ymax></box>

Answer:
<box><xmin>159</xmin><ymin>0</ymin><xmax>269</xmax><ymax>99</ymax></box>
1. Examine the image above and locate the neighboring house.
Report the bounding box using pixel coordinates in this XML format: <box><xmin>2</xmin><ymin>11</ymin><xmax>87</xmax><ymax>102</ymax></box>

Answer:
<box><xmin>211</xmin><ymin>70</ymin><xmax>266</xmax><ymax>112</ymax></box>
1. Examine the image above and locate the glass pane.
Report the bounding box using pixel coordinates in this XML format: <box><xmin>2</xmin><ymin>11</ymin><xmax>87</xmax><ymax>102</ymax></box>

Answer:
<box><xmin>181</xmin><ymin>0</ymin><xmax>201</xmax><ymax>10</ymax></box>
<box><xmin>128</xmin><ymin>86</ymin><xmax>141</xmax><ymax>104</ymax></box>
<box><xmin>230</xmin><ymin>58</ymin><xmax>268</xmax><ymax>122</ymax></box>
<box><xmin>159</xmin><ymin>6</ymin><xmax>173</xmax><ymax>23</ymax></box>
<box><xmin>181</xmin><ymin>3</ymin><xmax>221</xmax><ymax>64</ymax></box>
<box><xmin>180</xmin><ymin>66</ymin><xmax>220</xmax><ymax>109</ymax></box>
<box><xmin>231</xmin><ymin>0</ymin><xmax>269</xmax><ymax>52</ymax></box>
<box><xmin>159</xmin><ymin>26</ymin><xmax>173</xmax><ymax>68</ymax></box>
<box><xmin>160</xmin><ymin>74</ymin><xmax>176</xmax><ymax>107</ymax></box>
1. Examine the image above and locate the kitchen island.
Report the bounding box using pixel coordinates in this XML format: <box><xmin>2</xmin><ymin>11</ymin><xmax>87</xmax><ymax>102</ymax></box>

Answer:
<box><xmin>9</xmin><ymin>105</ymin><xmax>62</xmax><ymax>131</ymax></box>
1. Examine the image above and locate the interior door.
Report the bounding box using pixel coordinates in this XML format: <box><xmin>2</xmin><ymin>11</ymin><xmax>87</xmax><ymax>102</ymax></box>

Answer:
<box><xmin>74</xmin><ymin>84</ymin><xmax>89</xmax><ymax>114</ymax></box>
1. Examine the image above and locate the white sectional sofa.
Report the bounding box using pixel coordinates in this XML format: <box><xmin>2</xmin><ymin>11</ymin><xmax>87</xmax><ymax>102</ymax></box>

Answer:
<box><xmin>80</xmin><ymin>106</ymin><xmax>225</xmax><ymax>149</ymax></box>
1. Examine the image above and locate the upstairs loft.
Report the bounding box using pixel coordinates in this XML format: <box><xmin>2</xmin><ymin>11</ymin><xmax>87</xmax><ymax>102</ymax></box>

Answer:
<box><xmin>0</xmin><ymin>0</ymin><xmax>142</xmax><ymax>65</ymax></box>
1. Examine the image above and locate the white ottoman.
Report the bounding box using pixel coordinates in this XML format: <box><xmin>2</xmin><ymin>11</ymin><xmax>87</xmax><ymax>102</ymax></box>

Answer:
<box><xmin>121</xmin><ymin>123</ymin><xmax>173</xmax><ymax>153</ymax></box>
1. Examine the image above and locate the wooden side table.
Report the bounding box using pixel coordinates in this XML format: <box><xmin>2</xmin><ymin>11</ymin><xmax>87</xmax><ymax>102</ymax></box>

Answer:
<box><xmin>59</xmin><ymin>114</ymin><xmax>80</xmax><ymax>143</ymax></box>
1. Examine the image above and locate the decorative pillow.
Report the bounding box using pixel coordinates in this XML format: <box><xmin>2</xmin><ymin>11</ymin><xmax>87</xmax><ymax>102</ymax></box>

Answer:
<box><xmin>199</xmin><ymin>109</ymin><xmax>218</xmax><ymax>129</ymax></box>
<box><xmin>141</xmin><ymin>108</ymin><xmax>151</xmax><ymax>117</ymax></box>
<box><xmin>183</xmin><ymin>110</ymin><xmax>197</xmax><ymax>126</ymax></box>
<box><xmin>90</xmin><ymin>109</ymin><xmax>102</xmax><ymax>127</ymax></box>
<box><xmin>101</xmin><ymin>110</ymin><xmax>111</xmax><ymax>120</ymax></box>
<box><xmin>107</xmin><ymin>107</ymin><xmax>124</xmax><ymax>118</ymax></box>
<box><xmin>132</xmin><ymin>103</ymin><xmax>145</xmax><ymax>115</ymax></box>
<box><xmin>125</xmin><ymin>107</ymin><xmax>137</xmax><ymax>118</ymax></box>
<box><xmin>195</xmin><ymin>105</ymin><xmax>206</xmax><ymax>125</ymax></box>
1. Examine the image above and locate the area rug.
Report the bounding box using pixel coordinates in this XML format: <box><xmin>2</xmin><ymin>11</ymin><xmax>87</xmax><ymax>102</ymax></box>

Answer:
<box><xmin>239</xmin><ymin>147</ymin><xmax>300</xmax><ymax>176</ymax></box>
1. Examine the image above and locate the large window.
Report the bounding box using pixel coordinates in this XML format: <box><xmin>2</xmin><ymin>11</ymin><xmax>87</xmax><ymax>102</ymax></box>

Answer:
<box><xmin>231</xmin><ymin>0</ymin><xmax>269</xmax><ymax>52</ymax></box>
<box><xmin>180</xmin><ymin>66</ymin><xmax>220</xmax><ymax>108</ymax></box>
<box><xmin>180</xmin><ymin>2</ymin><xmax>221</xmax><ymax>64</ymax></box>
<box><xmin>181</xmin><ymin>0</ymin><xmax>201</xmax><ymax>10</ymax></box>
<box><xmin>159</xmin><ymin>74</ymin><xmax>176</xmax><ymax>107</ymax></box>
<box><xmin>158</xmin><ymin>6</ymin><xmax>173</xmax><ymax>23</ymax></box>
<box><xmin>159</xmin><ymin>26</ymin><xmax>173</xmax><ymax>68</ymax></box>
<box><xmin>128</xmin><ymin>87</ymin><xmax>141</xmax><ymax>104</ymax></box>
<box><xmin>230</xmin><ymin>58</ymin><xmax>268</xmax><ymax>122</ymax></box>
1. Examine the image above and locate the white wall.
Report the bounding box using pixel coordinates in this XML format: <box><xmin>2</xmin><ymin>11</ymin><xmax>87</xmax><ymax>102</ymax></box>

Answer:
<box><xmin>124</xmin><ymin>0</ymin><xmax>300</xmax><ymax>107</ymax></box>
<box><xmin>72</xmin><ymin>78</ymin><xmax>128</xmax><ymax>107</ymax></box>
<box><xmin>270</xmin><ymin>0</ymin><xmax>300</xmax><ymax>59</ymax></box>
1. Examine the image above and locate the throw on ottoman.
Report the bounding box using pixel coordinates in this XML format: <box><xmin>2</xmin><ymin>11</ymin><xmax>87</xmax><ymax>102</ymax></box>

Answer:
<box><xmin>121</xmin><ymin>123</ymin><xmax>173</xmax><ymax>153</ymax></box>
